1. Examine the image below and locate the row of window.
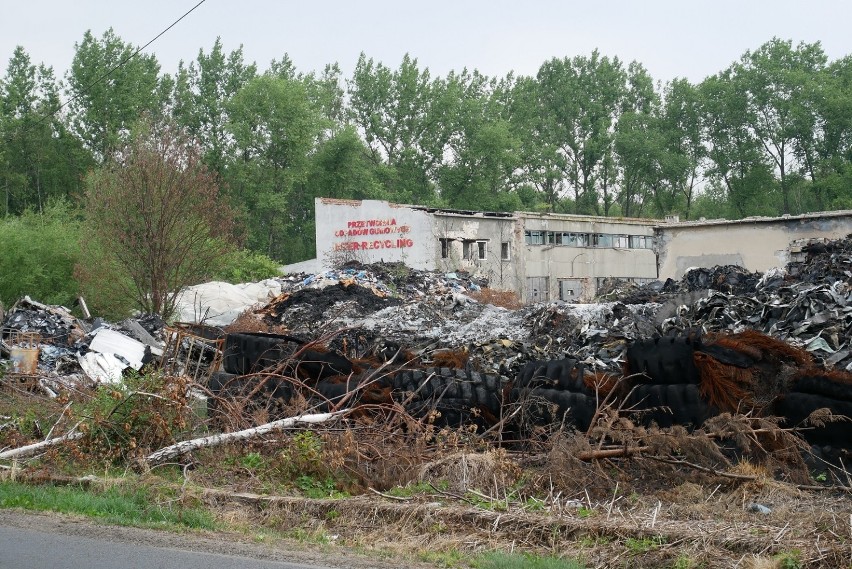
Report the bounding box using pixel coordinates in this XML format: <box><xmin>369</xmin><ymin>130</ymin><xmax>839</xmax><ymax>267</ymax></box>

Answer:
<box><xmin>524</xmin><ymin>231</ymin><xmax>654</xmax><ymax>249</ymax></box>
<box><xmin>439</xmin><ymin>238</ymin><xmax>512</xmax><ymax>261</ymax></box>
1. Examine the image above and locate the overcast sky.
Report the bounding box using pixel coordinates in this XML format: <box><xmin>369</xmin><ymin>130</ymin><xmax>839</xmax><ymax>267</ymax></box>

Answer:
<box><xmin>2</xmin><ymin>0</ymin><xmax>851</xmax><ymax>85</ymax></box>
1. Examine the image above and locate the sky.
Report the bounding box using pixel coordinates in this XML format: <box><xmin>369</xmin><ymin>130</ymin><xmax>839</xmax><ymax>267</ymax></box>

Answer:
<box><xmin>2</xmin><ymin>0</ymin><xmax>851</xmax><ymax>85</ymax></box>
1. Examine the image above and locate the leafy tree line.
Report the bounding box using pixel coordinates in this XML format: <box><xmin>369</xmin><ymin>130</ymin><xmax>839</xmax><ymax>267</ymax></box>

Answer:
<box><xmin>2</xmin><ymin>31</ymin><xmax>852</xmax><ymax>267</ymax></box>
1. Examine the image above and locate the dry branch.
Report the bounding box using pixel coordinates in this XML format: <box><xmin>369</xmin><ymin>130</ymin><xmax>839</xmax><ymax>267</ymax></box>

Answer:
<box><xmin>0</xmin><ymin>430</ymin><xmax>83</xmax><ymax>460</ymax></box>
<box><xmin>145</xmin><ymin>411</ymin><xmax>346</xmax><ymax>465</ymax></box>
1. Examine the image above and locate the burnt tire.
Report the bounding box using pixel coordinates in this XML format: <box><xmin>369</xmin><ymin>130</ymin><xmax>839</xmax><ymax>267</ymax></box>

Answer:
<box><xmin>511</xmin><ymin>386</ymin><xmax>597</xmax><ymax>431</ymax></box>
<box><xmin>222</xmin><ymin>332</ymin><xmax>304</xmax><ymax>375</ymax></box>
<box><xmin>775</xmin><ymin>392</ymin><xmax>852</xmax><ymax>448</ymax></box>
<box><xmin>789</xmin><ymin>374</ymin><xmax>852</xmax><ymax>402</ymax></box>
<box><xmin>626</xmin><ymin>336</ymin><xmax>701</xmax><ymax>385</ymax></box>
<box><xmin>206</xmin><ymin>370</ymin><xmax>294</xmax><ymax>427</ymax></box>
<box><xmin>515</xmin><ymin>358</ymin><xmax>591</xmax><ymax>393</ymax></box>
<box><xmin>625</xmin><ymin>383</ymin><xmax>715</xmax><ymax>429</ymax></box>
<box><xmin>294</xmin><ymin>349</ymin><xmax>354</xmax><ymax>383</ymax></box>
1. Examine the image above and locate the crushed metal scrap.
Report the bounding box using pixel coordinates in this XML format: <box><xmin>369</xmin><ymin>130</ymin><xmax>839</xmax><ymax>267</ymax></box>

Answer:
<box><xmin>3</xmin><ymin>237</ymin><xmax>852</xmax><ymax>463</ymax></box>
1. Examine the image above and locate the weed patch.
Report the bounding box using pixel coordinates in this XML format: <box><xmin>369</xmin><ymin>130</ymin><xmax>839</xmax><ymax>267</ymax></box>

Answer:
<box><xmin>0</xmin><ymin>481</ymin><xmax>214</xmax><ymax>530</ymax></box>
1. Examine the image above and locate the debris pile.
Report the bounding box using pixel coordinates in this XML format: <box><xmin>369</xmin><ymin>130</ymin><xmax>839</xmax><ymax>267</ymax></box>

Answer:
<box><xmin>3</xmin><ymin>235</ymin><xmax>852</xmax><ymax>463</ymax></box>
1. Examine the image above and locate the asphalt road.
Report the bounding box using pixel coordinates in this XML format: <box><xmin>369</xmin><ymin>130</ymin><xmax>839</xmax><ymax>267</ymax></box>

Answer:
<box><xmin>0</xmin><ymin>510</ymin><xmax>385</xmax><ymax>569</ymax></box>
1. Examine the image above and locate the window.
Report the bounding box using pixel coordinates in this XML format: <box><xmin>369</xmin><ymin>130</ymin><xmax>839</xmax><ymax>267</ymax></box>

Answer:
<box><xmin>501</xmin><ymin>241</ymin><xmax>510</xmax><ymax>261</ymax></box>
<box><xmin>613</xmin><ymin>234</ymin><xmax>629</xmax><ymax>248</ymax></box>
<box><xmin>524</xmin><ymin>230</ymin><xmax>545</xmax><ymax>245</ymax></box>
<box><xmin>462</xmin><ymin>240</ymin><xmax>473</xmax><ymax>259</ymax></box>
<box><xmin>593</xmin><ymin>234</ymin><xmax>612</xmax><ymax>248</ymax></box>
<box><xmin>629</xmin><ymin>235</ymin><xmax>654</xmax><ymax>249</ymax></box>
<box><xmin>439</xmin><ymin>238</ymin><xmax>451</xmax><ymax>259</ymax></box>
<box><xmin>477</xmin><ymin>241</ymin><xmax>487</xmax><ymax>260</ymax></box>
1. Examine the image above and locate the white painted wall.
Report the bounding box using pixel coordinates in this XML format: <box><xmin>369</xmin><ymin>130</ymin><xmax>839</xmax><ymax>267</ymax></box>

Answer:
<box><xmin>315</xmin><ymin>198</ymin><xmax>435</xmax><ymax>270</ymax></box>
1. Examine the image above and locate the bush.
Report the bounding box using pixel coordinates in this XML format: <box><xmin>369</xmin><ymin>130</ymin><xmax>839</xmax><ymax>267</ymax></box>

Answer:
<box><xmin>213</xmin><ymin>248</ymin><xmax>281</xmax><ymax>284</ymax></box>
<box><xmin>0</xmin><ymin>201</ymin><xmax>83</xmax><ymax>308</ymax></box>
<box><xmin>67</xmin><ymin>370</ymin><xmax>192</xmax><ymax>465</ymax></box>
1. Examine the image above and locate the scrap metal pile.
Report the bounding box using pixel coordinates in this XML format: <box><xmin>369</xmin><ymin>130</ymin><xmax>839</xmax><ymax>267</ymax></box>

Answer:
<box><xmin>2</xmin><ymin>238</ymin><xmax>852</xmax><ymax>460</ymax></box>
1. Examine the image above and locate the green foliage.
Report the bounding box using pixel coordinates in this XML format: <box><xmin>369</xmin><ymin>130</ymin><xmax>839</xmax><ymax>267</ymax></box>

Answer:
<box><xmin>77</xmin><ymin>117</ymin><xmax>237</xmax><ymax>319</ymax></box>
<box><xmin>240</xmin><ymin>452</ymin><xmax>264</xmax><ymax>470</ymax></box>
<box><xmin>624</xmin><ymin>535</ymin><xmax>666</xmax><ymax>554</ymax></box>
<box><xmin>0</xmin><ymin>201</ymin><xmax>83</xmax><ymax>307</ymax></box>
<box><xmin>72</xmin><ymin>371</ymin><xmax>191</xmax><ymax>465</ymax></box>
<box><xmin>0</xmin><ymin>47</ymin><xmax>92</xmax><ymax>215</ymax></box>
<box><xmin>67</xmin><ymin>28</ymin><xmax>163</xmax><ymax>160</ymax></box>
<box><xmin>295</xmin><ymin>475</ymin><xmax>348</xmax><ymax>499</ymax></box>
<box><xmin>773</xmin><ymin>550</ymin><xmax>803</xmax><ymax>569</ymax></box>
<box><xmin>474</xmin><ymin>551</ymin><xmax>584</xmax><ymax>569</ymax></box>
<box><xmin>0</xmin><ymin>481</ymin><xmax>215</xmax><ymax>530</ymax></box>
<box><xmin>212</xmin><ymin>249</ymin><xmax>281</xmax><ymax>283</ymax></box>
<box><xmin>386</xmin><ymin>480</ymin><xmax>445</xmax><ymax>497</ymax></box>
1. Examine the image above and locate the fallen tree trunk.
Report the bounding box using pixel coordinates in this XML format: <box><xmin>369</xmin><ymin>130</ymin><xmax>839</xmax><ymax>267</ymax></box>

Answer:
<box><xmin>146</xmin><ymin>411</ymin><xmax>346</xmax><ymax>465</ymax></box>
<box><xmin>0</xmin><ymin>431</ymin><xmax>84</xmax><ymax>460</ymax></box>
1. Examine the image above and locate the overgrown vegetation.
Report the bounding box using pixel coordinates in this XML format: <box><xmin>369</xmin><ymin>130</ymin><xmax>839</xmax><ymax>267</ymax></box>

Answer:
<box><xmin>0</xmin><ymin>201</ymin><xmax>82</xmax><ymax>308</ymax></box>
<box><xmin>76</xmin><ymin>118</ymin><xmax>238</xmax><ymax>319</ymax></box>
<box><xmin>0</xmin><ymin>204</ymin><xmax>279</xmax><ymax>321</ymax></box>
<box><xmin>4</xmin><ymin>34</ymin><xmax>852</xmax><ymax>269</ymax></box>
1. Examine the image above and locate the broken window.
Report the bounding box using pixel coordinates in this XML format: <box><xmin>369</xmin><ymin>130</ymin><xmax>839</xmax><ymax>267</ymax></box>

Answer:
<box><xmin>501</xmin><ymin>241</ymin><xmax>510</xmax><ymax>261</ymax></box>
<box><xmin>477</xmin><ymin>241</ymin><xmax>487</xmax><ymax>260</ymax></box>
<box><xmin>593</xmin><ymin>234</ymin><xmax>612</xmax><ymax>248</ymax></box>
<box><xmin>629</xmin><ymin>235</ymin><xmax>654</xmax><ymax>249</ymax></box>
<box><xmin>440</xmin><ymin>238</ymin><xmax>451</xmax><ymax>259</ymax></box>
<box><xmin>524</xmin><ymin>230</ymin><xmax>545</xmax><ymax>245</ymax></box>
<box><xmin>613</xmin><ymin>234</ymin><xmax>630</xmax><ymax>248</ymax></box>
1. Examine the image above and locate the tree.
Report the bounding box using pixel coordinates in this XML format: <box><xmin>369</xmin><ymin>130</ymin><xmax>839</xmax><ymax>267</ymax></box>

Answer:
<box><xmin>225</xmin><ymin>75</ymin><xmax>325</xmax><ymax>261</ymax></box>
<box><xmin>66</xmin><ymin>29</ymin><xmax>163</xmax><ymax>161</ymax></box>
<box><xmin>700</xmin><ymin>72</ymin><xmax>778</xmax><ymax>217</ymax></box>
<box><xmin>533</xmin><ymin>52</ymin><xmax>651</xmax><ymax>214</ymax></box>
<box><xmin>0</xmin><ymin>47</ymin><xmax>91</xmax><ymax>214</ymax></box>
<box><xmin>77</xmin><ymin>118</ymin><xmax>236</xmax><ymax>318</ymax></box>
<box><xmin>171</xmin><ymin>38</ymin><xmax>257</xmax><ymax>177</ymax></box>
<box><xmin>438</xmin><ymin>71</ymin><xmax>521</xmax><ymax>211</ymax></box>
<box><xmin>731</xmin><ymin>38</ymin><xmax>827</xmax><ymax>213</ymax></box>
<box><xmin>347</xmin><ymin>53</ymin><xmax>453</xmax><ymax>204</ymax></box>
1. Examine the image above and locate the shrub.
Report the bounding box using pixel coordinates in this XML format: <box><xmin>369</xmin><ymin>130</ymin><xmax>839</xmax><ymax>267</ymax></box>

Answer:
<box><xmin>76</xmin><ymin>118</ymin><xmax>237</xmax><ymax>319</ymax></box>
<box><xmin>213</xmin><ymin>249</ymin><xmax>281</xmax><ymax>284</ymax></box>
<box><xmin>0</xmin><ymin>201</ymin><xmax>83</xmax><ymax>308</ymax></box>
<box><xmin>67</xmin><ymin>370</ymin><xmax>192</xmax><ymax>465</ymax></box>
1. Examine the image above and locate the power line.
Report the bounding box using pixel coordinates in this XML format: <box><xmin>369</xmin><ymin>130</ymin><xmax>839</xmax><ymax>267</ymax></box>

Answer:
<box><xmin>36</xmin><ymin>0</ymin><xmax>208</xmax><ymax>124</ymax></box>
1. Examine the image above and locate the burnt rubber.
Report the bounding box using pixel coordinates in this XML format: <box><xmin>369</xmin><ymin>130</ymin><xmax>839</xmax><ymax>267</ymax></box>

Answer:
<box><xmin>625</xmin><ymin>383</ymin><xmax>715</xmax><ymax>428</ymax></box>
<box><xmin>626</xmin><ymin>336</ymin><xmax>701</xmax><ymax>385</ymax></box>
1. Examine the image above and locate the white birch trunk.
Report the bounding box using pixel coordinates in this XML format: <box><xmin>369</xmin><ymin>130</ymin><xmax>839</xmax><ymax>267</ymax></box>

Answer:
<box><xmin>145</xmin><ymin>411</ymin><xmax>344</xmax><ymax>465</ymax></box>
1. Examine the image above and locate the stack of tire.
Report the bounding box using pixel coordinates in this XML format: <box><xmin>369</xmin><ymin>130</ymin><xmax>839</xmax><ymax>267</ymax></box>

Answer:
<box><xmin>623</xmin><ymin>336</ymin><xmax>717</xmax><ymax>429</ymax></box>
<box><xmin>208</xmin><ymin>332</ymin><xmax>356</xmax><ymax>425</ymax></box>
<box><xmin>774</xmin><ymin>372</ymin><xmax>852</xmax><ymax>453</ymax></box>
<box><xmin>509</xmin><ymin>358</ymin><xmax>603</xmax><ymax>433</ymax></box>
<box><xmin>390</xmin><ymin>367</ymin><xmax>505</xmax><ymax>429</ymax></box>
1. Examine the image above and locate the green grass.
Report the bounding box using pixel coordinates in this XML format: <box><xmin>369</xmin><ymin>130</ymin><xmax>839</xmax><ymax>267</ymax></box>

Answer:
<box><xmin>0</xmin><ymin>481</ymin><xmax>215</xmax><ymax>530</ymax></box>
<box><xmin>474</xmin><ymin>552</ymin><xmax>585</xmax><ymax>569</ymax></box>
<box><xmin>624</xmin><ymin>535</ymin><xmax>666</xmax><ymax>554</ymax></box>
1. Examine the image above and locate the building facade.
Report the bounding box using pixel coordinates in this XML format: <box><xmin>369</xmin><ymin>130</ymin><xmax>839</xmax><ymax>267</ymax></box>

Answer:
<box><xmin>311</xmin><ymin>198</ymin><xmax>852</xmax><ymax>303</ymax></box>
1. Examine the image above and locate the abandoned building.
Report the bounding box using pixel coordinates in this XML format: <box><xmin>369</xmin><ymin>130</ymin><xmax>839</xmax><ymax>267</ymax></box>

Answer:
<box><xmin>291</xmin><ymin>198</ymin><xmax>852</xmax><ymax>303</ymax></box>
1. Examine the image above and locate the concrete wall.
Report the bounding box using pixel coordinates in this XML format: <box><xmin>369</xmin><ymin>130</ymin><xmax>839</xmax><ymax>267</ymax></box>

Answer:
<box><xmin>432</xmin><ymin>213</ymin><xmax>523</xmax><ymax>291</ymax></box>
<box><xmin>517</xmin><ymin>213</ymin><xmax>658</xmax><ymax>301</ymax></box>
<box><xmin>657</xmin><ymin>212</ymin><xmax>852</xmax><ymax>279</ymax></box>
<box><xmin>315</xmin><ymin>198</ymin><xmax>435</xmax><ymax>270</ymax></box>
<box><xmin>313</xmin><ymin>198</ymin><xmax>852</xmax><ymax>304</ymax></box>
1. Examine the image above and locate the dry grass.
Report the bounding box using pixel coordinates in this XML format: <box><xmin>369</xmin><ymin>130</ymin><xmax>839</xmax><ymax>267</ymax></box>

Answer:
<box><xmin>4</xmin><ymin>373</ymin><xmax>852</xmax><ymax>568</ymax></box>
<box><xmin>468</xmin><ymin>289</ymin><xmax>524</xmax><ymax>310</ymax></box>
